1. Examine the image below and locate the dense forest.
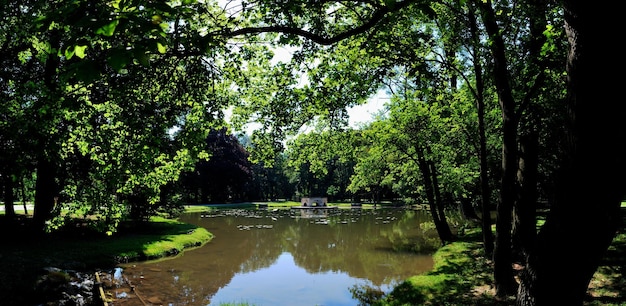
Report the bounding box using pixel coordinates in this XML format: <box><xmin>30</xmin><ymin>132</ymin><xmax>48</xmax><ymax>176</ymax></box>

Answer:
<box><xmin>0</xmin><ymin>0</ymin><xmax>622</xmax><ymax>305</ymax></box>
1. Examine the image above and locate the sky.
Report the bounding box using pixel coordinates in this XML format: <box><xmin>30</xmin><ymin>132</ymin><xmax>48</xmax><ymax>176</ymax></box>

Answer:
<box><xmin>347</xmin><ymin>90</ymin><xmax>388</xmax><ymax>128</ymax></box>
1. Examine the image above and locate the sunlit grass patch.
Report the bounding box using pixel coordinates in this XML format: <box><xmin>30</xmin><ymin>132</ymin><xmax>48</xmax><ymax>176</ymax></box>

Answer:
<box><xmin>378</xmin><ymin>236</ymin><xmax>504</xmax><ymax>305</ymax></box>
<box><xmin>132</xmin><ymin>216</ymin><xmax>213</xmax><ymax>260</ymax></box>
<box><xmin>183</xmin><ymin>204</ymin><xmax>214</xmax><ymax>213</ymax></box>
<box><xmin>406</xmin><ymin>273</ymin><xmax>454</xmax><ymax>297</ymax></box>
<box><xmin>263</xmin><ymin>201</ymin><xmax>301</xmax><ymax>207</ymax></box>
<box><xmin>432</xmin><ymin>242</ymin><xmax>474</xmax><ymax>268</ymax></box>
<box><xmin>142</xmin><ymin>226</ymin><xmax>212</xmax><ymax>259</ymax></box>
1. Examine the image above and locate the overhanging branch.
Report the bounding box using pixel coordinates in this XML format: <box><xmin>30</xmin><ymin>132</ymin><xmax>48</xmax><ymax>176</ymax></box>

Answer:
<box><xmin>217</xmin><ymin>0</ymin><xmax>416</xmax><ymax>45</ymax></box>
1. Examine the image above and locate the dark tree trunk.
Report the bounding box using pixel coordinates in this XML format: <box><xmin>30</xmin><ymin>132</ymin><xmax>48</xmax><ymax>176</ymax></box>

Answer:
<box><xmin>513</xmin><ymin>131</ymin><xmax>539</xmax><ymax>263</ymax></box>
<box><xmin>516</xmin><ymin>2</ymin><xmax>624</xmax><ymax>305</ymax></box>
<box><xmin>476</xmin><ymin>0</ymin><xmax>520</xmax><ymax>296</ymax></box>
<box><xmin>460</xmin><ymin>197</ymin><xmax>480</xmax><ymax>221</ymax></box>
<box><xmin>33</xmin><ymin>158</ymin><xmax>58</xmax><ymax>233</ymax></box>
<box><xmin>417</xmin><ymin>144</ymin><xmax>454</xmax><ymax>244</ymax></box>
<box><xmin>494</xmin><ymin>115</ymin><xmax>518</xmax><ymax>296</ymax></box>
<box><xmin>513</xmin><ymin>0</ymin><xmax>547</xmax><ymax>265</ymax></box>
<box><xmin>32</xmin><ymin>28</ymin><xmax>61</xmax><ymax>234</ymax></box>
<box><xmin>20</xmin><ymin>177</ymin><xmax>28</xmax><ymax>215</ymax></box>
<box><xmin>468</xmin><ymin>3</ymin><xmax>494</xmax><ymax>256</ymax></box>
<box><xmin>429</xmin><ymin>155</ymin><xmax>454</xmax><ymax>241</ymax></box>
<box><xmin>3</xmin><ymin>175</ymin><xmax>16</xmax><ymax>219</ymax></box>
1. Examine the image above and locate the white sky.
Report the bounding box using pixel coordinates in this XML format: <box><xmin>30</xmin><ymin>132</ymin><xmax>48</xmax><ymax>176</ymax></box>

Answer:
<box><xmin>347</xmin><ymin>90</ymin><xmax>388</xmax><ymax>127</ymax></box>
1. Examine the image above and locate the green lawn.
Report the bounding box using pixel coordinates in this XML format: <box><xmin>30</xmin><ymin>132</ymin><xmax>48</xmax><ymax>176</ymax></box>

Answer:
<box><xmin>0</xmin><ymin>212</ymin><xmax>213</xmax><ymax>305</ymax></box>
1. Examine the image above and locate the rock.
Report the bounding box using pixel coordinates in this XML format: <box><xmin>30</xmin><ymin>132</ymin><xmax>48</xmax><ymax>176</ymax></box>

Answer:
<box><xmin>35</xmin><ymin>267</ymin><xmax>97</xmax><ymax>306</ymax></box>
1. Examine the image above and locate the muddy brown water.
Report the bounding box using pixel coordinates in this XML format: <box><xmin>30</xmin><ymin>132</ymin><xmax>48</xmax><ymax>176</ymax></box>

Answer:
<box><xmin>103</xmin><ymin>207</ymin><xmax>437</xmax><ymax>306</ymax></box>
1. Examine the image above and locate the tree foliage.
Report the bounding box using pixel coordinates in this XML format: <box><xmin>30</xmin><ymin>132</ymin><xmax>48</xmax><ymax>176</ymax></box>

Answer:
<box><xmin>1</xmin><ymin>1</ymin><xmax>622</xmax><ymax>304</ymax></box>
<box><xmin>180</xmin><ymin>128</ymin><xmax>254</xmax><ymax>204</ymax></box>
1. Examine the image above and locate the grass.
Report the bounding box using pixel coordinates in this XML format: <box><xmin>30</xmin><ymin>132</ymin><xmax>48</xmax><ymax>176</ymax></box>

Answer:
<box><xmin>114</xmin><ymin>216</ymin><xmax>213</xmax><ymax>261</ymax></box>
<box><xmin>255</xmin><ymin>200</ymin><xmax>409</xmax><ymax>209</ymax></box>
<box><xmin>370</xmin><ymin>215</ymin><xmax>626</xmax><ymax>306</ymax></box>
<box><xmin>372</xmin><ymin>229</ymin><xmax>513</xmax><ymax>306</ymax></box>
<box><xmin>182</xmin><ymin>204</ymin><xmax>214</xmax><ymax>213</ymax></box>
<box><xmin>0</xmin><ymin>209</ymin><xmax>213</xmax><ymax>305</ymax></box>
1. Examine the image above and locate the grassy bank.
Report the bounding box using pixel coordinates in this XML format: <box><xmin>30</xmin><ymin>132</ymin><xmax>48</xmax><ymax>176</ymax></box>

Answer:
<box><xmin>372</xmin><ymin>229</ymin><xmax>513</xmax><ymax>305</ymax></box>
<box><xmin>368</xmin><ymin>230</ymin><xmax>626</xmax><ymax>305</ymax></box>
<box><xmin>0</xmin><ymin>210</ymin><xmax>213</xmax><ymax>305</ymax></box>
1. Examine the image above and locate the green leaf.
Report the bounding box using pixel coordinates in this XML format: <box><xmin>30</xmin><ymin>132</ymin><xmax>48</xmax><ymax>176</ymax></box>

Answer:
<box><xmin>74</xmin><ymin>45</ymin><xmax>88</xmax><ymax>59</ymax></box>
<box><xmin>133</xmin><ymin>48</ymin><xmax>150</xmax><ymax>67</ymax></box>
<box><xmin>151</xmin><ymin>15</ymin><xmax>162</xmax><ymax>24</ymax></box>
<box><xmin>107</xmin><ymin>49</ymin><xmax>130</xmax><ymax>71</ymax></box>
<box><xmin>95</xmin><ymin>20</ymin><xmax>119</xmax><ymax>36</ymax></box>
<box><xmin>64</xmin><ymin>47</ymin><xmax>75</xmax><ymax>59</ymax></box>
<box><xmin>383</xmin><ymin>0</ymin><xmax>396</xmax><ymax>8</ymax></box>
<box><xmin>157</xmin><ymin>42</ymin><xmax>167</xmax><ymax>54</ymax></box>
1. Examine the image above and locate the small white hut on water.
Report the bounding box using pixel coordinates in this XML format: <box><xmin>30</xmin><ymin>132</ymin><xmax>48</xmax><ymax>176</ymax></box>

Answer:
<box><xmin>300</xmin><ymin>197</ymin><xmax>328</xmax><ymax>207</ymax></box>
<box><xmin>292</xmin><ymin>197</ymin><xmax>337</xmax><ymax>209</ymax></box>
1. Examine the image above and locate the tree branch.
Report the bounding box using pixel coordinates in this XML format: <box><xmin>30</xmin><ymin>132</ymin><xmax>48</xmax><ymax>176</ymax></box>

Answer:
<box><xmin>216</xmin><ymin>0</ymin><xmax>416</xmax><ymax>45</ymax></box>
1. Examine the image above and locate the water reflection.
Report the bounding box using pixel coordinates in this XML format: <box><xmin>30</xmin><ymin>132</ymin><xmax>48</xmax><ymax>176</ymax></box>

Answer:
<box><xmin>111</xmin><ymin>208</ymin><xmax>438</xmax><ymax>306</ymax></box>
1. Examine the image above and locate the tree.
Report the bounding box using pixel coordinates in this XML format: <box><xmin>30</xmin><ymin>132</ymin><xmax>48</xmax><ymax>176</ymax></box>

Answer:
<box><xmin>384</xmin><ymin>92</ymin><xmax>463</xmax><ymax>244</ymax></box>
<box><xmin>180</xmin><ymin>128</ymin><xmax>253</xmax><ymax>203</ymax></box>
<box><xmin>470</xmin><ymin>0</ymin><xmax>557</xmax><ymax>295</ymax></box>
<box><xmin>285</xmin><ymin>125</ymin><xmax>361</xmax><ymax>201</ymax></box>
<box><xmin>1</xmin><ymin>0</ymin><xmax>230</xmax><ymax>232</ymax></box>
<box><xmin>2</xmin><ymin>1</ymin><xmax>622</xmax><ymax>303</ymax></box>
<box><xmin>223</xmin><ymin>0</ymin><xmax>621</xmax><ymax>303</ymax></box>
<box><xmin>247</xmin><ymin>153</ymin><xmax>295</xmax><ymax>201</ymax></box>
<box><xmin>516</xmin><ymin>2</ymin><xmax>624</xmax><ymax>304</ymax></box>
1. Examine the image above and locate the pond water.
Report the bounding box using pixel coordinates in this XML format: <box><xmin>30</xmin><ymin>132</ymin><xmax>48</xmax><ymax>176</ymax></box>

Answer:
<box><xmin>109</xmin><ymin>207</ymin><xmax>439</xmax><ymax>306</ymax></box>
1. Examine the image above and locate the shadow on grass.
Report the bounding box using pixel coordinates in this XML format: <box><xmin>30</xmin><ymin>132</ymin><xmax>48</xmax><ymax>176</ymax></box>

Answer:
<box><xmin>350</xmin><ymin>228</ymin><xmax>513</xmax><ymax>306</ymax></box>
<box><xmin>584</xmin><ymin>208</ymin><xmax>626</xmax><ymax>305</ymax></box>
<box><xmin>0</xmin><ymin>215</ymin><xmax>211</xmax><ymax>306</ymax></box>
<box><xmin>369</xmin><ymin>212</ymin><xmax>626</xmax><ymax>306</ymax></box>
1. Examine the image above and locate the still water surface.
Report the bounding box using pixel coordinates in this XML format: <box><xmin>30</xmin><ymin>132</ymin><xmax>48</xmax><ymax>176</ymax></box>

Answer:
<box><xmin>112</xmin><ymin>207</ymin><xmax>437</xmax><ymax>306</ymax></box>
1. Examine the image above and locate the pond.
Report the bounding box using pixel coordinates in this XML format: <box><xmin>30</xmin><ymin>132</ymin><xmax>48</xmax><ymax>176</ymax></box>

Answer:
<box><xmin>107</xmin><ymin>207</ymin><xmax>440</xmax><ymax>306</ymax></box>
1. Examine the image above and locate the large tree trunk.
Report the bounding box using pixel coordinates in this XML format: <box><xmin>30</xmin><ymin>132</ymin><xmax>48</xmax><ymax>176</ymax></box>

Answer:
<box><xmin>516</xmin><ymin>2</ymin><xmax>624</xmax><ymax>305</ymax></box>
<box><xmin>468</xmin><ymin>3</ymin><xmax>494</xmax><ymax>256</ymax></box>
<box><xmin>512</xmin><ymin>0</ymin><xmax>547</xmax><ymax>266</ymax></box>
<box><xmin>33</xmin><ymin>158</ymin><xmax>58</xmax><ymax>233</ymax></box>
<box><xmin>32</xmin><ymin>28</ymin><xmax>61</xmax><ymax>234</ymax></box>
<box><xmin>476</xmin><ymin>0</ymin><xmax>519</xmax><ymax>296</ymax></box>
<box><xmin>512</xmin><ymin>130</ymin><xmax>539</xmax><ymax>263</ymax></box>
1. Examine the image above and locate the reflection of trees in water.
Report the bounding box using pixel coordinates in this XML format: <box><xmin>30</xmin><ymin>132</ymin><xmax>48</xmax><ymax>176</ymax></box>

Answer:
<box><xmin>208</xmin><ymin>208</ymin><xmax>440</xmax><ymax>286</ymax></box>
<box><xmin>117</xmin><ymin>210</ymin><xmax>283</xmax><ymax>305</ymax></box>
<box><xmin>283</xmin><ymin>209</ymin><xmax>439</xmax><ymax>286</ymax></box>
<box><xmin>118</xmin><ymin>208</ymin><xmax>441</xmax><ymax>305</ymax></box>
<box><xmin>238</xmin><ymin>226</ymin><xmax>284</xmax><ymax>272</ymax></box>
